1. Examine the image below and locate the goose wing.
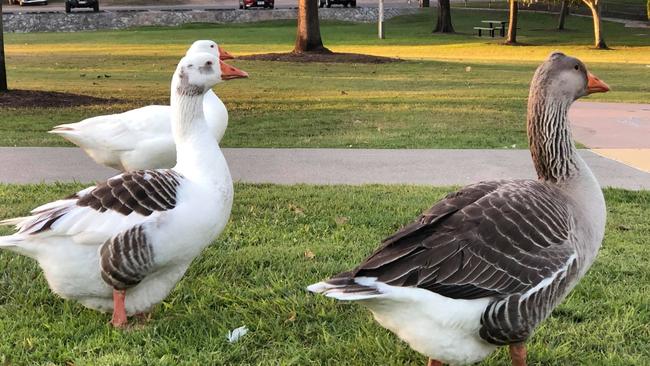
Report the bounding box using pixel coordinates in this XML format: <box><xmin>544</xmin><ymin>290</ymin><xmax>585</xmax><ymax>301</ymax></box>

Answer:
<box><xmin>2</xmin><ymin>169</ymin><xmax>184</xmax><ymax>245</ymax></box>
<box><xmin>327</xmin><ymin>179</ymin><xmax>576</xmax><ymax>301</ymax></box>
<box><xmin>50</xmin><ymin>105</ymin><xmax>172</xmax><ymax>153</ymax></box>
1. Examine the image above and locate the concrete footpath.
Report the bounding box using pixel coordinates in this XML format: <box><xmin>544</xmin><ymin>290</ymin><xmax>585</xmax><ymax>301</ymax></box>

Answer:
<box><xmin>1</xmin><ymin>147</ymin><xmax>649</xmax><ymax>190</ymax></box>
<box><xmin>569</xmin><ymin>101</ymin><xmax>650</xmax><ymax>173</ymax></box>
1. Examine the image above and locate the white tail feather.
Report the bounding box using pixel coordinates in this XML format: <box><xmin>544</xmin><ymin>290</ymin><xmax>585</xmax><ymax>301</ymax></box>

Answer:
<box><xmin>307</xmin><ymin>279</ymin><xmax>383</xmax><ymax>301</ymax></box>
<box><xmin>49</xmin><ymin>124</ymin><xmax>78</xmax><ymax>135</ymax></box>
<box><xmin>306</xmin><ymin>281</ymin><xmax>337</xmax><ymax>294</ymax></box>
<box><xmin>0</xmin><ymin>216</ymin><xmax>28</xmax><ymax>227</ymax></box>
<box><xmin>0</xmin><ymin>235</ymin><xmax>19</xmax><ymax>247</ymax></box>
<box><xmin>324</xmin><ymin>291</ymin><xmax>381</xmax><ymax>301</ymax></box>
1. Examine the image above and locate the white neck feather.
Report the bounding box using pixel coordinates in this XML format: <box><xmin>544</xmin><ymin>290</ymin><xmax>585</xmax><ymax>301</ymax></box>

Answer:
<box><xmin>170</xmin><ymin>89</ymin><xmax>229</xmax><ymax>183</ymax></box>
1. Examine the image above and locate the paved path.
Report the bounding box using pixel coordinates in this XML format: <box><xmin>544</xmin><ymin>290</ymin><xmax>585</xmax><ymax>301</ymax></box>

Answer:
<box><xmin>570</xmin><ymin>102</ymin><xmax>650</xmax><ymax>149</ymax></box>
<box><xmin>1</xmin><ymin>147</ymin><xmax>649</xmax><ymax>190</ymax></box>
<box><xmin>569</xmin><ymin>101</ymin><xmax>650</xmax><ymax>173</ymax></box>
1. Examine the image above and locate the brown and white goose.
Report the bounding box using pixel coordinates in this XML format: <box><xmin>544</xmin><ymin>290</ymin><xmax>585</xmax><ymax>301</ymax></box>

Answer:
<box><xmin>308</xmin><ymin>52</ymin><xmax>610</xmax><ymax>365</ymax></box>
<box><xmin>0</xmin><ymin>52</ymin><xmax>248</xmax><ymax>328</ymax></box>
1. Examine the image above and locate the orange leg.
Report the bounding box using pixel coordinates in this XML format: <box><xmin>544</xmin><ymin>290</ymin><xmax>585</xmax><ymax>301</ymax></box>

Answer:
<box><xmin>509</xmin><ymin>343</ymin><xmax>527</xmax><ymax>366</ymax></box>
<box><xmin>111</xmin><ymin>289</ymin><xmax>128</xmax><ymax>328</ymax></box>
<box><xmin>427</xmin><ymin>359</ymin><xmax>443</xmax><ymax>366</ymax></box>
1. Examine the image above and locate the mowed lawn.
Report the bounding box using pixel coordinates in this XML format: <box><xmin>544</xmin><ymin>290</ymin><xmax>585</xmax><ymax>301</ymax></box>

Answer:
<box><xmin>0</xmin><ymin>184</ymin><xmax>648</xmax><ymax>365</ymax></box>
<box><xmin>2</xmin><ymin>9</ymin><xmax>649</xmax><ymax>148</ymax></box>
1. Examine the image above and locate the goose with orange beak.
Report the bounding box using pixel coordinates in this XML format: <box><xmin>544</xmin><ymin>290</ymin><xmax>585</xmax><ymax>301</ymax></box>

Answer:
<box><xmin>50</xmin><ymin>40</ymin><xmax>241</xmax><ymax>171</ymax></box>
<box><xmin>308</xmin><ymin>52</ymin><xmax>610</xmax><ymax>365</ymax></box>
<box><xmin>1</xmin><ymin>53</ymin><xmax>247</xmax><ymax>328</ymax></box>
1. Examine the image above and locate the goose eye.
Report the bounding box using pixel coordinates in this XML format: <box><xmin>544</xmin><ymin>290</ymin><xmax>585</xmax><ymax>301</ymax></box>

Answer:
<box><xmin>210</xmin><ymin>45</ymin><xmax>215</xmax><ymax>48</ymax></box>
<box><xmin>188</xmin><ymin>64</ymin><xmax>193</xmax><ymax>68</ymax></box>
<box><xmin>206</xmin><ymin>61</ymin><xmax>213</xmax><ymax>66</ymax></box>
<box><xmin>574</xmin><ymin>65</ymin><xmax>579</xmax><ymax>70</ymax></box>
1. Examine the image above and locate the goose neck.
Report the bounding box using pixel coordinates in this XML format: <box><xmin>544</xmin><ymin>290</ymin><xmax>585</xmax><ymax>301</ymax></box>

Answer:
<box><xmin>527</xmin><ymin>91</ymin><xmax>579</xmax><ymax>183</ymax></box>
<box><xmin>171</xmin><ymin>92</ymin><xmax>226</xmax><ymax>179</ymax></box>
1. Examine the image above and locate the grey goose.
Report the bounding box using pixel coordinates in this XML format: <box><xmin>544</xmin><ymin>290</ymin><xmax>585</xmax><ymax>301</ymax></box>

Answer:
<box><xmin>308</xmin><ymin>52</ymin><xmax>611</xmax><ymax>365</ymax></box>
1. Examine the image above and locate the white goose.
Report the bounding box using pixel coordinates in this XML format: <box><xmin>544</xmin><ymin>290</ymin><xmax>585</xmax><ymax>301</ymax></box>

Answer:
<box><xmin>50</xmin><ymin>40</ymin><xmax>235</xmax><ymax>171</ymax></box>
<box><xmin>0</xmin><ymin>52</ymin><xmax>248</xmax><ymax>328</ymax></box>
<box><xmin>308</xmin><ymin>52</ymin><xmax>610</xmax><ymax>366</ymax></box>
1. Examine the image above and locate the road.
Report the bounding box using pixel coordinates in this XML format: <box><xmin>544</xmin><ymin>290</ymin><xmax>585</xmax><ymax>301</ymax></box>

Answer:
<box><xmin>3</xmin><ymin>0</ymin><xmax>422</xmax><ymax>13</ymax></box>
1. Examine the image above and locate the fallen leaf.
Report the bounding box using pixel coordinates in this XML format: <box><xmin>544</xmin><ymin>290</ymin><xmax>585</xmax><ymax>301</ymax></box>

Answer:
<box><xmin>287</xmin><ymin>311</ymin><xmax>297</xmax><ymax>322</ymax></box>
<box><xmin>304</xmin><ymin>250</ymin><xmax>316</xmax><ymax>260</ymax></box>
<box><xmin>335</xmin><ymin>216</ymin><xmax>349</xmax><ymax>225</ymax></box>
<box><xmin>289</xmin><ymin>203</ymin><xmax>305</xmax><ymax>216</ymax></box>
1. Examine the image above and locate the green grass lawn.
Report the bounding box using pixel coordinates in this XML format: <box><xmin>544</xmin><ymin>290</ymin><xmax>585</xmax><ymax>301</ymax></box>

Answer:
<box><xmin>1</xmin><ymin>9</ymin><xmax>649</xmax><ymax>149</ymax></box>
<box><xmin>0</xmin><ymin>183</ymin><xmax>648</xmax><ymax>365</ymax></box>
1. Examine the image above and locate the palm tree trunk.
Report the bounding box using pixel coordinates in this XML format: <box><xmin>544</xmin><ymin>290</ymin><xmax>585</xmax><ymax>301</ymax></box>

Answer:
<box><xmin>584</xmin><ymin>1</ymin><xmax>607</xmax><ymax>49</ymax></box>
<box><xmin>0</xmin><ymin>3</ymin><xmax>8</xmax><ymax>92</ymax></box>
<box><xmin>557</xmin><ymin>0</ymin><xmax>569</xmax><ymax>30</ymax></box>
<box><xmin>293</xmin><ymin>0</ymin><xmax>330</xmax><ymax>53</ymax></box>
<box><xmin>433</xmin><ymin>0</ymin><xmax>454</xmax><ymax>33</ymax></box>
<box><xmin>505</xmin><ymin>0</ymin><xmax>518</xmax><ymax>44</ymax></box>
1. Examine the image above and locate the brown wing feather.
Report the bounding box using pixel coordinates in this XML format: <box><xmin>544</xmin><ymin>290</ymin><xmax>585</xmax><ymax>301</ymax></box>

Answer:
<box><xmin>77</xmin><ymin>170</ymin><xmax>183</xmax><ymax>216</ymax></box>
<box><xmin>331</xmin><ymin>180</ymin><xmax>575</xmax><ymax>300</ymax></box>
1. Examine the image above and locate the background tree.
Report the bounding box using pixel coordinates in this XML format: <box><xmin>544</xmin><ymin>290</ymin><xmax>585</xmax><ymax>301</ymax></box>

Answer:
<box><xmin>557</xmin><ymin>0</ymin><xmax>570</xmax><ymax>30</ymax></box>
<box><xmin>505</xmin><ymin>0</ymin><xmax>518</xmax><ymax>44</ymax></box>
<box><xmin>433</xmin><ymin>0</ymin><xmax>454</xmax><ymax>33</ymax></box>
<box><xmin>293</xmin><ymin>0</ymin><xmax>330</xmax><ymax>54</ymax></box>
<box><xmin>580</xmin><ymin>0</ymin><xmax>607</xmax><ymax>49</ymax></box>
<box><xmin>1</xmin><ymin>3</ymin><xmax>7</xmax><ymax>92</ymax></box>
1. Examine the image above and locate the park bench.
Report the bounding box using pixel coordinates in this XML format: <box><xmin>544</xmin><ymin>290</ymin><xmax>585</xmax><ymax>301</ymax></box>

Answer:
<box><xmin>474</xmin><ymin>27</ymin><xmax>499</xmax><ymax>37</ymax></box>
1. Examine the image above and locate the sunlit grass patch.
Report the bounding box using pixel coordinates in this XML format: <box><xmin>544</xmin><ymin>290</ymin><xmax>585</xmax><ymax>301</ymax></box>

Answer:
<box><xmin>0</xmin><ymin>183</ymin><xmax>648</xmax><ymax>364</ymax></box>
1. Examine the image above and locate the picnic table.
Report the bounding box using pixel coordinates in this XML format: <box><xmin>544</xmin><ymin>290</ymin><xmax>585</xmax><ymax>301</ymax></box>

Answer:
<box><xmin>481</xmin><ymin>20</ymin><xmax>507</xmax><ymax>37</ymax></box>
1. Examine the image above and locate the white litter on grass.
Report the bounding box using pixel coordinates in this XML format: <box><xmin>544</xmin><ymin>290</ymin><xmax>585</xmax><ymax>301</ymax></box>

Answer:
<box><xmin>226</xmin><ymin>325</ymin><xmax>249</xmax><ymax>343</ymax></box>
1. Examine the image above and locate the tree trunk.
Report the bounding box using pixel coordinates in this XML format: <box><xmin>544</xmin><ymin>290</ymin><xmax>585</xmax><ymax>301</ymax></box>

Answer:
<box><xmin>505</xmin><ymin>0</ymin><xmax>518</xmax><ymax>44</ymax></box>
<box><xmin>433</xmin><ymin>0</ymin><xmax>454</xmax><ymax>33</ymax></box>
<box><xmin>420</xmin><ymin>0</ymin><xmax>430</xmax><ymax>7</ymax></box>
<box><xmin>584</xmin><ymin>1</ymin><xmax>607</xmax><ymax>49</ymax></box>
<box><xmin>293</xmin><ymin>0</ymin><xmax>330</xmax><ymax>54</ymax></box>
<box><xmin>0</xmin><ymin>3</ymin><xmax>8</xmax><ymax>92</ymax></box>
<box><xmin>557</xmin><ymin>0</ymin><xmax>569</xmax><ymax>30</ymax></box>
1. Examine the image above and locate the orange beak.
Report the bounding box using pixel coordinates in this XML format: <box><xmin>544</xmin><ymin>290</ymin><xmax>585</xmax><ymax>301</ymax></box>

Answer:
<box><xmin>218</xmin><ymin>46</ymin><xmax>235</xmax><ymax>61</ymax></box>
<box><xmin>587</xmin><ymin>72</ymin><xmax>610</xmax><ymax>94</ymax></box>
<box><xmin>219</xmin><ymin>60</ymin><xmax>249</xmax><ymax>80</ymax></box>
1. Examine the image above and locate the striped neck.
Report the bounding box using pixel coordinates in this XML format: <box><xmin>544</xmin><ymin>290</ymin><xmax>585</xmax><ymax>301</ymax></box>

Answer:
<box><xmin>527</xmin><ymin>91</ymin><xmax>579</xmax><ymax>183</ymax></box>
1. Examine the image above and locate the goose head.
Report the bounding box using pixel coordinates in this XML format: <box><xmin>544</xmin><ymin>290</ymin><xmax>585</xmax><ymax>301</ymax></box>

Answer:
<box><xmin>531</xmin><ymin>52</ymin><xmax>610</xmax><ymax>102</ymax></box>
<box><xmin>527</xmin><ymin>52</ymin><xmax>610</xmax><ymax>182</ymax></box>
<box><xmin>173</xmin><ymin>52</ymin><xmax>248</xmax><ymax>97</ymax></box>
<box><xmin>186</xmin><ymin>40</ymin><xmax>235</xmax><ymax>61</ymax></box>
